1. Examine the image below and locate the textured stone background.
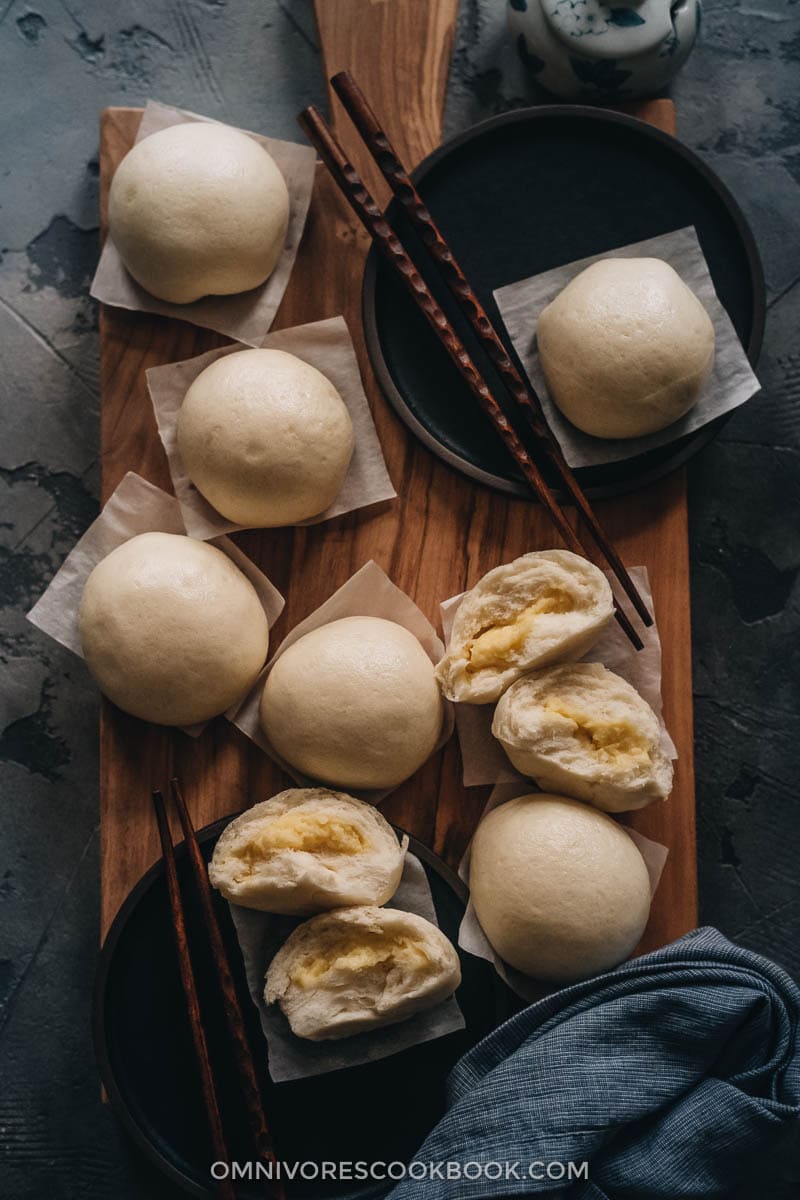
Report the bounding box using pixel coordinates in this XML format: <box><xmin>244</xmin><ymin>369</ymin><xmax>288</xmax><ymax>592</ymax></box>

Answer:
<box><xmin>1</xmin><ymin>1</ymin><xmax>798</xmax><ymax>1196</ymax></box>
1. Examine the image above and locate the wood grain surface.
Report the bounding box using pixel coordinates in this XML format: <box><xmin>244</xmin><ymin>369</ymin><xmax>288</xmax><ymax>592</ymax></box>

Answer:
<box><xmin>97</xmin><ymin>0</ymin><xmax>697</xmax><ymax>949</ymax></box>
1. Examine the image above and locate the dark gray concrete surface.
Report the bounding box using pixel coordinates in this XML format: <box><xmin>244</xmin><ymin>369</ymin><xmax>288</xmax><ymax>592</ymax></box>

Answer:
<box><xmin>0</xmin><ymin>2</ymin><xmax>798</xmax><ymax>1196</ymax></box>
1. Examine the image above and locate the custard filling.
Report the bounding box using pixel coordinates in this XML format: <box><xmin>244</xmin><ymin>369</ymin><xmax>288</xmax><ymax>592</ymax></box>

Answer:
<box><xmin>289</xmin><ymin>931</ymin><xmax>430</xmax><ymax>989</ymax></box>
<box><xmin>466</xmin><ymin>588</ymin><xmax>574</xmax><ymax>672</ymax></box>
<box><xmin>544</xmin><ymin>700</ymin><xmax>651</xmax><ymax>765</ymax></box>
<box><xmin>234</xmin><ymin>812</ymin><xmax>369</xmax><ymax>866</ymax></box>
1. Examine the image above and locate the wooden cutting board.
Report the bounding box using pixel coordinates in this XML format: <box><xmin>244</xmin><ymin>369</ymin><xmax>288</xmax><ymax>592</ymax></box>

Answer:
<box><xmin>97</xmin><ymin>0</ymin><xmax>696</xmax><ymax>946</ymax></box>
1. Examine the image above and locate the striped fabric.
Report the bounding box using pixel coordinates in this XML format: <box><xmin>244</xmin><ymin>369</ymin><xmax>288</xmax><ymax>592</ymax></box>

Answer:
<box><xmin>387</xmin><ymin>927</ymin><xmax>800</xmax><ymax>1199</ymax></box>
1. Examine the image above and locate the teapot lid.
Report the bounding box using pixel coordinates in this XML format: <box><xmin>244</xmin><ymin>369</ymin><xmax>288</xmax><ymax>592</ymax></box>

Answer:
<box><xmin>542</xmin><ymin>0</ymin><xmax>673</xmax><ymax>60</ymax></box>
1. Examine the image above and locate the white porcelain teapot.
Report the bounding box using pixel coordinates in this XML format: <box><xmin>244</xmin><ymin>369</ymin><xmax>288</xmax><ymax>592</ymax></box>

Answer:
<box><xmin>508</xmin><ymin>0</ymin><xmax>701</xmax><ymax>100</ymax></box>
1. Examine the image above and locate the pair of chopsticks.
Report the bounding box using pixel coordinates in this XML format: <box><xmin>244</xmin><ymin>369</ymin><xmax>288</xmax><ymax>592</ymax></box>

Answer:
<box><xmin>298</xmin><ymin>74</ymin><xmax>652</xmax><ymax>651</ymax></box>
<box><xmin>152</xmin><ymin>781</ymin><xmax>283</xmax><ymax>1200</ymax></box>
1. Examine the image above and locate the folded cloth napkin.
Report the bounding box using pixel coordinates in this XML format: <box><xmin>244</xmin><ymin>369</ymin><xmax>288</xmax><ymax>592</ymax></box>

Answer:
<box><xmin>387</xmin><ymin>927</ymin><xmax>800</xmax><ymax>1200</ymax></box>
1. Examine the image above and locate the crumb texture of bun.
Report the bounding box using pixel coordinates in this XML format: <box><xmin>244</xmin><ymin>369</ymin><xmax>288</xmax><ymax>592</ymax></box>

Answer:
<box><xmin>469</xmin><ymin>793</ymin><xmax>651</xmax><ymax>982</ymax></box>
<box><xmin>435</xmin><ymin>550</ymin><xmax>613</xmax><ymax>704</ymax></box>
<box><xmin>260</xmin><ymin>616</ymin><xmax>443</xmax><ymax>789</ymax></box>
<box><xmin>108</xmin><ymin>122</ymin><xmax>290</xmax><ymax>304</ymax></box>
<box><xmin>78</xmin><ymin>531</ymin><xmax>268</xmax><ymax>725</ymax></box>
<box><xmin>492</xmin><ymin>662</ymin><xmax>673</xmax><ymax>812</ymax></box>
<box><xmin>537</xmin><ymin>257</ymin><xmax>715</xmax><ymax>439</ymax></box>
<box><xmin>265</xmin><ymin>906</ymin><xmax>461</xmax><ymax>1040</ymax></box>
<box><xmin>209</xmin><ymin>788</ymin><xmax>407</xmax><ymax>915</ymax></box>
<box><xmin>177</xmin><ymin>349</ymin><xmax>354</xmax><ymax>527</ymax></box>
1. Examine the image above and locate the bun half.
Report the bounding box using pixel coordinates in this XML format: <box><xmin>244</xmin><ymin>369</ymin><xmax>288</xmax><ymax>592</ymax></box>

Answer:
<box><xmin>265</xmin><ymin>906</ymin><xmax>461</xmax><ymax>1040</ymax></box>
<box><xmin>492</xmin><ymin>662</ymin><xmax>673</xmax><ymax>812</ymax></box>
<box><xmin>436</xmin><ymin>550</ymin><xmax>613</xmax><ymax>704</ymax></box>
<box><xmin>209</xmin><ymin>789</ymin><xmax>406</xmax><ymax>915</ymax></box>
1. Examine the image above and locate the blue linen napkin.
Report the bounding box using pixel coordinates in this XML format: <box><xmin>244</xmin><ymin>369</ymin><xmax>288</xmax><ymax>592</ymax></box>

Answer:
<box><xmin>387</xmin><ymin>927</ymin><xmax>800</xmax><ymax>1199</ymax></box>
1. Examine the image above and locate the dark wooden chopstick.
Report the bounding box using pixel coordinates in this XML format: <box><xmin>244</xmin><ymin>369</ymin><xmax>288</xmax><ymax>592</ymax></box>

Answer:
<box><xmin>152</xmin><ymin>789</ymin><xmax>236</xmax><ymax>1200</ymax></box>
<box><xmin>168</xmin><ymin>780</ymin><xmax>284</xmax><ymax>1200</ymax></box>
<box><xmin>153</xmin><ymin>786</ymin><xmax>284</xmax><ymax>1200</ymax></box>
<box><xmin>330</xmin><ymin>70</ymin><xmax>653</xmax><ymax>632</ymax></box>
<box><xmin>298</xmin><ymin>103</ymin><xmax>644</xmax><ymax>651</ymax></box>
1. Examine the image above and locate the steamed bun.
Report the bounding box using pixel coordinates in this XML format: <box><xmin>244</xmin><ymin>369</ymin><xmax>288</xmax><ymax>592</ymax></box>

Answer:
<box><xmin>108</xmin><ymin>122</ymin><xmax>290</xmax><ymax>304</ymax></box>
<box><xmin>435</xmin><ymin>550</ymin><xmax>613</xmax><ymax>704</ymax></box>
<box><xmin>469</xmin><ymin>793</ymin><xmax>652</xmax><ymax>982</ymax></box>
<box><xmin>260</xmin><ymin>616</ymin><xmax>443</xmax><ymax>790</ymax></box>
<box><xmin>209</xmin><ymin>788</ymin><xmax>407</xmax><ymax>915</ymax></box>
<box><xmin>177</xmin><ymin>349</ymin><xmax>354</xmax><ymax>527</ymax></box>
<box><xmin>537</xmin><ymin>257</ymin><xmax>715</xmax><ymax>439</ymax></box>
<box><xmin>265</xmin><ymin>906</ymin><xmax>461</xmax><ymax>1040</ymax></box>
<box><xmin>78</xmin><ymin>532</ymin><xmax>268</xmax><ymax>725</ymax></box>
<box><xmin>492</xmin><ymin>662</ymin><xmax>673</xmax><ymax>812</ymax></box>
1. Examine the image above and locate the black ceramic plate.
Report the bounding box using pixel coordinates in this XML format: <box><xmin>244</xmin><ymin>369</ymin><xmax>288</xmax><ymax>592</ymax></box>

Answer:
<box><xmin>94</xmin><ymin>818</ymin><xmax>510</xmax><ymax>1199</ymax></box>
<box><xmin>362</xmin><ymin>105</ymin><xmax>765</xmax><ymax>499</ymax></box>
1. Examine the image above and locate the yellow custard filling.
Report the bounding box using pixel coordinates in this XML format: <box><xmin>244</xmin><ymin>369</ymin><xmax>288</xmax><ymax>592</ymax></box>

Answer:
<box><xmin>290</xmin><ymin>931</ymin><xmax>430</xmax><ymax>989</ymax></box>
<box><xmin>466</xmin><ymin>588</ymin><xmax>574</xmax><ymax>672</ymax></box>
<box><xmin>234</xmin><ymin>812</ymin><xmax>369</xmax><ymax>865</ymax></box>
<box><xmin>544</xmin><ymin>701</ymin><xmax>651</xmax><ymax>765</ymax></box>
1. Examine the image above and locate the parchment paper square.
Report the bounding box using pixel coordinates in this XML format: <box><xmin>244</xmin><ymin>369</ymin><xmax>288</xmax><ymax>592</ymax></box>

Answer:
<box><xmin>146</xmin><ymin>315</ymin><xmax>396</xmax><ymax>539</ymax></box>
<box><xmin>457</xmin><ymin>780</ymin><xmax>669</xmax><ymax>1002</ymax></box>
<box><xmin>229</xmin><ymin>853</ymin><xmax>465</xmax><ymax>1083</ymax></box>
<box><xmin>26</xmin><ymin>472</ymin><xmax>284</xmax><ymax>737</ymax></box>
<box><xmin>493</xmin><ymin>226</ymin><xmax>761</xmax><ymax>467</ymax></box>
<box><xmin>229</xmin><ymin>560</ymin><xmax>454</xmax><ymax>805</ymax></box>
<box><xmin>90</xmin><ymin>100</ymin><xmax>317</xmax><ymax>346</ymax></box>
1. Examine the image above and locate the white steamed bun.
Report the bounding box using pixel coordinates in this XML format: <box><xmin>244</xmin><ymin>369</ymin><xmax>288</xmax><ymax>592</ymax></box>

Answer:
<box><xmin>78</xmin><ymin>531</ymin><xmax>268</xmax><ymax>725</ymax></box>
<box><xmin>177</xmin><ymin>348</ymin><xmax>353</xmax><ymax>527</ymax></box>
<box><xmin>537</xmin><ymin>257</ymin><xmax>715</xmax><ymax>439</ymax></box>
<box><xmin>469</xmin><ymin>793</ymin><xmax>652</xmax><ymax>983</ymax></box>
<box><xmin>108</xmin><ymin>122</ymin><xmax>290</xmax><ymax>304</ymax></box>
<box><xmin>260</xmin><ymin>616</ymin><xmax>443</xmax><ymax>790</ymax></box>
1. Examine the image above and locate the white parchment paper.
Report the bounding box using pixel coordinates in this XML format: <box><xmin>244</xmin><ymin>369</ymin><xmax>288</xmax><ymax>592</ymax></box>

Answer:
<box><xmin>441</xmin><ymin>565</ymin><xmax>676</xmax><ymax>788</ymax></box>
<box><xmin>90</xmin><ymin>101</ymin><xmax>317</xmax><ymax>346</ymax></box>
<box><xmin>229</xmin><ymin>853</ymin><xmax>465</xmax><ymax>1082</ymax></box>
<box><xmin>146</xmin><ymin>315</ymin><xmax>396</xmax><ymax>539</ymax></box>
<box><xmin>457</xmin><ymin>779</ymin><xmax>669</xmax><ymax>1002</ymax></box>
<box><xmin>229</xmin><ymin>560</ymin><xmax>455</xmax><ymax>805</ymax></box>
<box><xmin>26</xmin><ymin>472</ymin><xmax>284</xmax><ymax>736</ymax></box>
<box><xmin>493</xmin><ymin>226</ymin><xmax>761</xmax><ymax>467</ymax></box>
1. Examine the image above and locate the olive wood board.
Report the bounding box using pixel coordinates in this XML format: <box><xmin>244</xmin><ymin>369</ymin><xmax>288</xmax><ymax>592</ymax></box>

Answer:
<box><xmin>96</xmin><ymin>0</ymin><xmax>696</xmax><ymax>959</ymax></box>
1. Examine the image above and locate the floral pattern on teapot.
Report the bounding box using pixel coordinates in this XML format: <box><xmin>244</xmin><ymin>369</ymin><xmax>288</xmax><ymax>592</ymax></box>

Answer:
<box><xmin>508</xmin><ymin>0</ymin><xmax>702</xmax><ymax>100</ymax></box>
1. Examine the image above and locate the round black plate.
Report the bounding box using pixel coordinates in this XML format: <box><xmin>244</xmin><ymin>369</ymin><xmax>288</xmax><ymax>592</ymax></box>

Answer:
<box><xmin>362</xmin><ymin>105</ymin><xmax>765</xmax><ymax>500</ymax></box>
<box><xmin>94</xmin><ymin>819</ymin><xmax>510</xmax><ymax>1199</ymax></box>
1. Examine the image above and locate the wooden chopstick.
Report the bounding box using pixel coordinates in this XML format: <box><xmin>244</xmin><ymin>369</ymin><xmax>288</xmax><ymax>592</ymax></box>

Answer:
<box><xmin>298</xmin><ymin>104</ymin><xmax>644</xmax><ymax>651</ymax></box>
<box><xmin>152</xmin><ymin>789</ymin><xmax>236</xmax><ymax>1200</ymax></box>
<box><xmin>153</xmin><ymin>786</ymin><xmax>284</xmax><ymax>1200</ymax></box>
<box><xmin>330</xmin><ymin>69</ymin><xmax>653</xmax><ymax>631</ymax></box>
<box><xmin>168</xmin><ymin>780</ymin><xmax>284</xmax><ymax>1200</ymax></box>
